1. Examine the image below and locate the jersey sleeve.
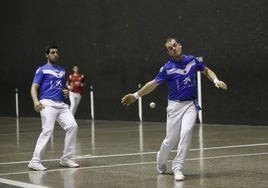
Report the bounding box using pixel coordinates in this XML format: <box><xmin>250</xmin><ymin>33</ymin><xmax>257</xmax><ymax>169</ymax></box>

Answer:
<box><xmin>154</xmin><ymin>66</ymin><xmax>167</xmax><ymax>84</ymax></box>
<box><xmin>194</xmin><ymin>57</ymin><xmax>206</xmax><ymax>71</ymax></box>
<box><xmin>32</xmin><ymin>67</ymin><xmax>43</xmax><ymax>85</ymax></box>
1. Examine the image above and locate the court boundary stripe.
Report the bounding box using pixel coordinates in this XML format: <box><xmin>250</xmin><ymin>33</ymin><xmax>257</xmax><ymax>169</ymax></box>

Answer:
<box><xmin>0</xmin><ymin>142</ymin><xmax>268</xmax><ymax>165</ymax></box>
<box><xmin>1</xmin><ymin>151</ymin><xmax>268</xmax><ymax>177</ymax></box>
<box><xmin>0</xmin><ymin>177</ymin><xmax>51</xmax><ymax>188</ymax></box>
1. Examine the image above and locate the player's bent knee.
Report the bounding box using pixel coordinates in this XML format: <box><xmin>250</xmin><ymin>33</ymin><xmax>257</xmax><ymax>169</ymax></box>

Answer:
<box><xmin>163</xmin><ymin>140</ymin><xmax>177</xmax><ymax>149</ymax></box>
<box><xmin>66</xmin><ymin>123</ymin><xmax>78</xmax><ymax>131</ymax></box>
<box><xmin>41</xmin><ymin>128</ymin><xmax>54</xmax><ymax>137</ymax></box>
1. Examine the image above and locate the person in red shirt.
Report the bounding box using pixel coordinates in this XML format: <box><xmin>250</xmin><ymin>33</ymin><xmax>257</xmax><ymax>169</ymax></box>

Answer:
<box><xmin>66</xmin><ymin>65</ymin><xmax>87</xmax><ymax>115</ymax></box>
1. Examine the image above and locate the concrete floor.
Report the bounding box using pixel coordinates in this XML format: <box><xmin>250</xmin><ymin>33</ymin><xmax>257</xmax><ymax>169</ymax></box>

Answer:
<box><xmin>0</xmin><ymin>117</ymin><xmax>268</xmax><ymax>188</ymax></box>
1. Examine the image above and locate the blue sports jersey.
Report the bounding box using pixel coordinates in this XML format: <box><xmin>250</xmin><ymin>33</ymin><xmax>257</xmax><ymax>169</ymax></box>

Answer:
<box><xmin>154</xmin><ymin>55</ymin><xmax>205</xmax><ymax>101</ymax></box>
<box><xmin>33</xmin><ymin>63</ymin><xmax>66</xmax><ymax>101</ymax></box>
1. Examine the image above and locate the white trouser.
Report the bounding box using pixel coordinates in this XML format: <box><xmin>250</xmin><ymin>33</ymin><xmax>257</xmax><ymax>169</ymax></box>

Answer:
<box><xmin>31</xmin><ymin>99</ymin><xmax>78</xmax><ymax>162</ymax></box>
<box><xmin>69</xmin><ymin>91</ymin><xmax>82</xmax><ymax>115</ymax></box>
<box><xmin>157</xmin><ymin>100</ymin><xmax>197</xmax><ymax>171</ymax></box>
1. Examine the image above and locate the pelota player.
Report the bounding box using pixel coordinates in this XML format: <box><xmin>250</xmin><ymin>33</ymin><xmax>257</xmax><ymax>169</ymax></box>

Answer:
<box><xmin>66</xmin><ymin>65</ymin><xmax>87</xmax><ymax>116</ymax></box>
<box><xmin>28</xmin><ymin>45</ymin><xmax>79</xmax><ymax>171</ymax></box>
<box><xmin>121</xmin><ymin>38</ymin><xmax>227</xmax><ymax>181</ymax></box>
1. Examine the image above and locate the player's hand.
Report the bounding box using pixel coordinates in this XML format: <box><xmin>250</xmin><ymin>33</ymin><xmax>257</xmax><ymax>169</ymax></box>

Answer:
<box><xmin>67</xmin><ymin>85</ymin><xmax>73</xmax><ymax>90</ymax></box>
<box><xmin>215</xmin><ymin>81</ymin><xmax>227</xmax><ymax>90</ymax></box>
<box><xmin>62</xmin><ymin>89</ymin><xmax>69</xmax><ymax>98</ymax></box>
<box><xmin>34</xmin><ymin>102</ymin><xmax>44</xmax><ymax>112</ymax></box>
<box><xmin>121</xmin><ymin>93</ymin><xmax>137</xmax><ymax>106</ymax></box>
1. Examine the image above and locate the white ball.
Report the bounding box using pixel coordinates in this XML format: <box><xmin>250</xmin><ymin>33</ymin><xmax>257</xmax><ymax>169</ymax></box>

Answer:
<box><xmin>149</xmin><ymin>102</ymin><xmax>156</xmax><ymax>109</ymax></box>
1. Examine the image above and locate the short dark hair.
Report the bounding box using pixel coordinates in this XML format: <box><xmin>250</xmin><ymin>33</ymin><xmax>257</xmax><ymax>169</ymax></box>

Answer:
<box><xmin>44</xmin><ymin>45</ymin><xmax>58</xmax><ymax>54</ymax></box>
<box><xmin>165</xmin><ymin>37</ymin><xmax>177</xmax><ymax>44</ymax></box>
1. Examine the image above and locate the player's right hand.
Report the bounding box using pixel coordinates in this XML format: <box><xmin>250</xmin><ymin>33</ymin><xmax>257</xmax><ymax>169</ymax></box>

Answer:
<box><xmin>34</xmin><ymin>102</ymin><xmax>44</xmax><ymax>112</ymax></box>
<box><xmin>121</xmin><ymin>93</ymin><xmax>137</xmax><ymax>106</ymax></box>
<box><xmin>215</xmin><ymin>80</ymin><xmax>228</xmax><ymax>90</ymax></box>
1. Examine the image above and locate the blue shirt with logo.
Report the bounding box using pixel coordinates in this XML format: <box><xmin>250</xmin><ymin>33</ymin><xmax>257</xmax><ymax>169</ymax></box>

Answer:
<box><xmin>33</xmin><ymin>63</ymin><xmax>66</xmax><ymax>101</ymax></box>
<box><xmin>154</xmin><ymin>55</ymin><xmax>205</xmax><ymax>101</ymax></box>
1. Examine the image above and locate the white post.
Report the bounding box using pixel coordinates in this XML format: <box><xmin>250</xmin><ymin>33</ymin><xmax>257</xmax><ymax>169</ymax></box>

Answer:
<box><xmin>91</xmin><ymin>120</ymin><xmax>95</xmax><ymax>154</ymax></box>
<box><xmin>199</xmin><ymin>120</ymin><xmax>204</xmax><ymax>182</ymax></box>
<box><xmin>50</xmin><ymin>133</ymin><xmax>54</xmax><ymax>150</ymax></box>
<box><xmin>138</xmin><ymin>84</ymin><xmax>142</xmax><ymax>122</ymax></box>
<box><xmin>197</xmin><ymin>57</ymin><xmax>203</xmax><ymax>124</ymax></box>
<box><xmin>90</xmin><ymin>85</ymin><xmax>94</xmax><ymax>120</ymax></box>
<box><xmin>15</xmin><ymin>88</ymin><xmax>19</xmax><ymax>118</ymax></box>
<box><xmin>16</xmin><ymin>117</ymin><xmax>20</xmax><ymax>148</ymax></box>
<box><xmin>197</xmin><ymin>56</ymin><xmax>204</xmax><ymax>183</ymax></box>
<box><xmin>139</xmin><ymin>122</ymin><xmax>143</xmax><ymax>152</ymax></box>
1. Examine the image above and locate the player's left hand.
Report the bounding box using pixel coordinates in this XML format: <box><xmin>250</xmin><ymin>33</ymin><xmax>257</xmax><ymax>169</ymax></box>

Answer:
<box><xmin>215</xmin><ymin>81</ymin><xmax>228</xmax><ymax>90</ymax></box>
<box><xmin>62</xmin><ymin>89</ymin><xmax>69</xmax><ymax>98</ymax></box>
<box><xmin>121</xmin><ymin>93</ymin><xmax>137</xmax><ymax>106</ymax></box>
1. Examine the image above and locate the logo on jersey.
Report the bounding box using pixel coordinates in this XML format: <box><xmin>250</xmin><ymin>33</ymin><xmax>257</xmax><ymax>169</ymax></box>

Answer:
<box><xmin>49</xmin><ymin>79</ymin><xmax>63</xmax><ymax>90</ymax></box>
<box><xmin>183</xmin><ymin>76</ymin><xmax>191</xmax><ymax>85</ymax></box>
<box><xmin>166</xmin><ymin>60</ymin><xmax>195</xmax><ymax>75</ymax></box>
<box><xmin>42</xmin><ymin>69</ymin><xmax>65</xmax><ymax>90</ymax></box>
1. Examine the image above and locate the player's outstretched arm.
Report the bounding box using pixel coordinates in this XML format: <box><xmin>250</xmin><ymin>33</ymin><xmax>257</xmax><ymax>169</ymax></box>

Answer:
<box><xmin>121</xmin><ymin>80</ymin><xmax>159</xmax><ymax>106</ymax></box>
<box><xmin>202</xmin><ymin>67</ymin><xmax>227</xmax><ymax>90</ymax></box>
<box><xmin>121</xmin><ymin>94</ymin><xmax>137</xmax><ymax>106</ymax></box>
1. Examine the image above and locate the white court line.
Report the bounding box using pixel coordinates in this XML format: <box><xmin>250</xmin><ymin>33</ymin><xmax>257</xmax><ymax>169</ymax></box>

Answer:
<box><xmin>1</xmin><ymin>151</ymin><xmax>268</xmax><ymax>187</ymax></box>
<box><xmin>1</xmin><ymin>142</ymin><xmax>268</xmax><ymax>165</ymax></box>
<box><xmin>0</xmin><ymin>177</ymin><xmax>50</xmax><ymax>188</ymax></box>
<box><xmin>76</xmin><ymin>142</ymin><xmax>268</xmax><ymax>159</ymax></box>
<box><xmin>1</xmin><ymin>143</ymin><xmax>267</xmax><ymax>187</ymax></box>
<box><xmin>190</xmin><ymin>142</ymin><xmax>268</xmax><ymax>151</ymax></box>
<box><xmin>1</xmin><ymin>151</ymin><xmax>268</xmax><ymax>177</ymax></box>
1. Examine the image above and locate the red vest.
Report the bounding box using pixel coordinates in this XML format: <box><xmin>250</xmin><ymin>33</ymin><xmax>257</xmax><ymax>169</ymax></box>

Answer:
<box><xmin>68</xmin><ymin>74</ymin><xmax>84</xmax><ymax>94</ymax></box>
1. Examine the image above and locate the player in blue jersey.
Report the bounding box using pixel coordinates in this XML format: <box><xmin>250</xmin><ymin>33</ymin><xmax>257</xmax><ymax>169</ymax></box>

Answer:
<box><xmin>28</xmin><ymin>45</ymin><xmax>79</xmax><ymax>171</ymax></box>
<box><xmin>121</xmin><ymin>38</ymin><xmax>227</xmax><ymax>181</ymax></box>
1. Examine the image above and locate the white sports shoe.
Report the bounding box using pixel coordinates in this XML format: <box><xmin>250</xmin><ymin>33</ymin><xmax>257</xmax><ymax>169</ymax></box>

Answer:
<box><xmin>59</xmin><ymin>159</ymin><xmax>79</xmax><ymax>168</ymax></box>
<box><xmin>157</xmin><ymin>163</ymin><xmax>167</xmax><ymax>174</ymax></box>
<box><xmin>156</xmin><ymin>152</ymin><xmax>167</xmax><ymax>174</ymax></box>
<box><xmin>174</xmin><ymin>169</ymin><xmax>185</xmax><ymax>181</ymax></box>
<box><xmin>28</xmin><ymin>161</ymin><xmax>47</xmax><ymax>171</ymax></box>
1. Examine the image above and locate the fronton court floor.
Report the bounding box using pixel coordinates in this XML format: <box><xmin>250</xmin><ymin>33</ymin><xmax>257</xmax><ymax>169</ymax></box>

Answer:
<box><xmin>0</xmin><ymin>117</ymin><xmax>268</xmax><ymax>188</ymax></box>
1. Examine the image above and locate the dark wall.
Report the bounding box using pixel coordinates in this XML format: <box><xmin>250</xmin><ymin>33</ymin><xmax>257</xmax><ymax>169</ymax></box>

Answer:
<box><xmin>1</xmin><ymin>0</ymin><xmax>267</xmax><ymax>125</ymax></box>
